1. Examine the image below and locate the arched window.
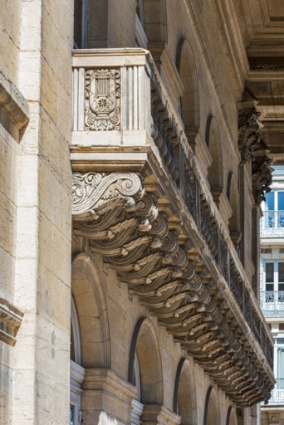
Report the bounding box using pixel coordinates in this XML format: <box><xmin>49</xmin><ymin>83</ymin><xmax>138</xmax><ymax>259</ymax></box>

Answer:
<box><xmin>71</xmin><ymin>253</ymin><xmax>110</xmax><ymax>424</ymax></box>
<box><xmin>227</xmin><ymin>171</ymin><xmax>242</xmax><ymax>251</ymax></box>
<box><xmin>176</xmin><ymin>39</ymin><xmax>200</xmax><ymax>142</ymax></box>
<box><xmin>226</xmin><ymin>406</ymin><xmax>238</xmax><ymax>425</ymax></box>
<box><xmin>131</xmin><ymin>354</ymin><xmax>144</xmax><ymax>425</ymax></box>
<box><xmin>173</xmin><ymin>359</ymin><xmax>197</xmax><ymax>425</ymax></box>
<box><xmin>70</xmin><ymin>296</ymin><xmax>85</xmax><ymax>425</ymax></box>
<box><xmin>129</xmin><ymin>318</ymin><xmax>163</xmax><ymax>423</ymax></box>
<box><xmin>203</xmin><ymin>386</ymin><xmax>220</xmax><ymax>425</ymax></box>
<box><xmin>206</xmin><ymin>116</ymin><xmax>223</xmax><ymax>200</ymax></box>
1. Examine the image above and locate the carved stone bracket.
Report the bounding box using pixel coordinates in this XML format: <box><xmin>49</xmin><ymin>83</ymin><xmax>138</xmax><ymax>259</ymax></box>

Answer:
<box><xmin>72</xmin><ymin>172</ymin><xmax>144</xmax><ymax>218</ymax></box>
<box><xmin>252</xmin><ymin>149</ymin><xmax>273</xmax><ymax>205</ymax></box>
<box><xmin>238</xmin><ymin>99</ymin><xmax>273</xmax><ymax>205</ymax></box>
<box><xmin>0</xmin><ymin>298</ymin><xmax>24</xmax><ymax>346</ymax></box>
<box><xmin>238</xmin><ymin>101</ymin><xmax>263</xmax><ymax>164</ymax></box>
<box><xmin>72</xmin><ymin>171</ymin><xmax>274</xmax><ymax>406</ymax></box>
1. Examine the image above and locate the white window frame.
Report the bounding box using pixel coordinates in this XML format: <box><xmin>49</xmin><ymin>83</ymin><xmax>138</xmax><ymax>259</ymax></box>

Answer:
<box><xmin>264</xmin><ymin>261</ymin><xmax>284</xmax><ymax>292</ymax></box>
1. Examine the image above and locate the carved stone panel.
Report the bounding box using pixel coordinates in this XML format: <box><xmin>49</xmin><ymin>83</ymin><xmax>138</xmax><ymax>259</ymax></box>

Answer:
<box><xmin>85</xmin><ymin>69</ymin><xmax>121</xmax><ymax>131</ymax></box>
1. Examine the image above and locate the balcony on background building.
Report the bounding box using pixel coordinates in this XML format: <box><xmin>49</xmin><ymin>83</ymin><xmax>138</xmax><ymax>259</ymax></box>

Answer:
<box><xmin>261</xmin><ymin>211</ymin><xmax>284</xmax><ymax>237</ymax></box>
<box><xmin>260</xmin><ymin>291</ymin><xmax>284</xmax><ymax>316</ymax></box>
<box><xmin>70</xmin><ymin>48</ymin><xmax>275</xmax><ymax>404</ymax></box>
<box><xmin>267</xmin><ymin>380</ymin><xmax>284</xmax><ymax>405</ymax></box>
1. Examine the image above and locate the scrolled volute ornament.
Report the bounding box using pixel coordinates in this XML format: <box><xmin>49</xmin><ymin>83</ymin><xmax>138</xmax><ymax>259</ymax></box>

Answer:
<box><xmin>238</xmin><ymin>106</ymin><xmax>262</xmax><ymax>163</ymax></box>
<box><xmin>72</xmin><ymin>172</ymin><xmax>144</xmax><ymax>217</ymax></box>
<box><xmin>252</xmin><ymin>154</ymin><xmax>273</xmax><ymax>205</ymax></box>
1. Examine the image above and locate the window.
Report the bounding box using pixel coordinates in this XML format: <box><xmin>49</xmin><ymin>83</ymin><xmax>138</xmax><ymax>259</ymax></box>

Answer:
<box><xmin>265</xmin><ymin>263</ymin><xmax>274</xmax><ymax>292</ymax></box>
<box><xmin>275</xmin><ymin>338</ymin><xmax>284</xmax><ymax>389</ymax></box>
<box><xmin>263</xmin><ymin>190</ymin><xmax>284</xmax><ymax>228</ymax></box>
<box><xmin>74</xmin><ymin>0</ymin><xmax>88</xmax><ymax>49</ymax></box>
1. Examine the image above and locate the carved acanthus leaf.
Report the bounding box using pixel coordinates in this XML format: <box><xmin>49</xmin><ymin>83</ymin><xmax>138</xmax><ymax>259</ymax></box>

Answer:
<box><xmin>252</xmin><ymin>153</ymin><xmax>273</xmax><ymax>205</ymax></box>
<box><xmin>238</xmin><ymin>105</ymin><xmax>262</xmax><ymax>163</ymax></box>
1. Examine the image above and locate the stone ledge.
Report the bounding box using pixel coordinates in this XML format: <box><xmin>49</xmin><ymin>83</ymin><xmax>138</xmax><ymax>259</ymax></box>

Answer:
<box><xmin>82</xmin><ymin>368</ymin><xmax>138</xmax><ymax>424</ymax></box>
<box><xmin>142</xmin><ymin>404</ymin><xmax>181</xmax><ymax>425</ymax></box>
<box><xmin>0</xmin><ymin>67</ymin><xmax>29</xmax><ymax>131</ymax></box>
<box><xmin>0</xmin><ymin>298</ymin><xmax>24</xmax><ymax>346</ymax></box>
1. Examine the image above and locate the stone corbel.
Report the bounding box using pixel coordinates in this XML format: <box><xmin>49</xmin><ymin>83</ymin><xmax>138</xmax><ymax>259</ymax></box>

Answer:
<box><xmin>238</xmin><ymin>99</ymin><xmax>262</xmax><ymax>164</ymax></box>
<box><xmin>0</xmin><ymin>298</ymin><xmax>24</xmax><ymax>346</ymax></box>
<box><xmin>252</xmin><ymin>147</ymin><xmax>273</xmax><ymax>205</ymax></box>
<box><xmin>0</xmin><ymin>67</ymin><xmax>29</xmax><ymax>132</ymax></box>
<box><xmin>72</xmin><ymin>172</ymin><xmax>144</xmax><ymax>219</ymax></box>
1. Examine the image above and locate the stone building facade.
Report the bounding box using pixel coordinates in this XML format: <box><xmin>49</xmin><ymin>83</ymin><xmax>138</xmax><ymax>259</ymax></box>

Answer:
<box><xmin>1</xmin><ymin>1</ymin><xmax>284</xmax><ymax>424</ymax></box>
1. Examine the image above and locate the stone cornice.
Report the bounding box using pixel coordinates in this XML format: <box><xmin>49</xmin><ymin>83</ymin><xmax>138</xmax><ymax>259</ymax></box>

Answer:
<box><xmin>0</xmin><ymin>67</ymin><xmax>29</xmax><ymax>131</ymax></box>
<box><xmin>0</xmin><ymin>298</ymin><xmax>24</xmax><ymax>346</ymax></box>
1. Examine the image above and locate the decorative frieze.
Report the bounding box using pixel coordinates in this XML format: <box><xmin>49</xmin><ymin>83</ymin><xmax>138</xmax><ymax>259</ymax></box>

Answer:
<box><xmin>0</xmin><ymin>298</ymin><xmax>24</xmax><ymax>346</ymax></box>
<box><xmin>85</xmin><ymin>68</ymin><xmax>121</xmax><ymax>131</ymax></box>
<box><xmin>72</xmin><ymin>171</ymin><xmax>274</xmax><ymax>406</ymax></box>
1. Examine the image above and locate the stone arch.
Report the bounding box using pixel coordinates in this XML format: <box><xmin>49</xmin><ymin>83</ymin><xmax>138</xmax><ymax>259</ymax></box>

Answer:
<box><xmin>226</xmin><ymin>406</ymin><xmax>238</xmax><ymax>425</ymax></box>
<box><xmin>71</xmin><ymin>295</ymin><xmax>82</xmax><ymax>364</ymax></box>
<box><xmin>71</xmin><ymin>252</ymin><xmax>111</xmax><ymax>369</ymax></box>
<box><xmin>176</xmin><ymin>38</ymin><xmax>200</xmax><ymax>137</ymax></box>
<box><xmin>206</xmin><ymin>115</ymin><xmax>224</xmax><ymax>198</ymax></box>
<box><xmin>203</xmin><ymin>386</ymin><xmax>220</xmax><ymax>425</ymax></box>
<box><xmin>128</xmin><ymin>317</ymin><xmax>163</xmax><ymax>405</ymax></box>
<box><xmin>173</xmin><ymin>358</ymin><xmax>197</xmax><ymax>425</ymax></box>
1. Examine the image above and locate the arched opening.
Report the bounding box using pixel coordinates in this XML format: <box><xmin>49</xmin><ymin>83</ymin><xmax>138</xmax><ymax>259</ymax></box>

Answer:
<box><xmin>176</xmin><ymin>39</ymin><xmax>200</xmax><ymax>140</ymax></box>
<box><xmin>228</xmin><ymin>408</ymin><xmax>238</xmax><ymax>425</ymax></box>
<box><xmin>129</xmin><ymin>318</ymin><xmax>163</xmax><ymax>419</ymax></box>
<box><xmin>71</xmin><ymin>253</ymin><xmax>110</xmax><ymax>369</ymax></box>
<box><xmin>70</xmin><ymin>296</ymin><xmax>85</xmax><ymax>425</ymax></box>
<box><xmin>204</xmin><ymin>386</ymin><xmax>220</xmax><ymax>425</ymax></box>
<box><xmin>173</xmin><ymin>359</ymin><xmax>197</xmax><ymax>425</ymax></box>
<box><xmin>206</xmin><ymin>116</ymin><xmax>224</xmax><ymax>201</ymax></box>
<box><xmin>227</xmin><ymin>171</ymin><xmax>242</xmax><ymax>252</ymax></box>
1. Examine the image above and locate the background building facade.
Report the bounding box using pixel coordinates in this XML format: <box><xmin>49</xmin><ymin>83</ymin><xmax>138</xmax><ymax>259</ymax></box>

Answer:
<box><xmin>260</xmin><ymin>167</ymin><xmax>284</xmax><ymax>424</ymax></box>
<box><xmin>2</xmin><ymin>1</ymin><xmax>284</xmax><ymax>425</ymax></box>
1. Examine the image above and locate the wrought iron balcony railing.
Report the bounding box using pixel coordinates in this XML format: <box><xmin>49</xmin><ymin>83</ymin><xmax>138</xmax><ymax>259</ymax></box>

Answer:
<box><xmin>260</xmin><ymin>291</ymin><xmax>284</xmax><ymax>315</ymax></box>
<box><xmin>71</xmin><ymin>48</ymin><xmax>275</xmax><ymax>402</ymax></box>
<box><xmin>260</xmin><ymin>211</ymin><xmax>284</xmax><ymax>236</ymax></box>
<box><xmin>266</xmin><ymin>380</ymin><xmax>284</xmax><ymax>405</ymax></box>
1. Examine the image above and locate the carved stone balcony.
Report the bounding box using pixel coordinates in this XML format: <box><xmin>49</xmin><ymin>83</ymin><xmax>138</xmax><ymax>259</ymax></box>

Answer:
<box><xmin>70</xmin><ymin>48</ymin><xmax>275</xmax><ymax>405</ymax></box>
